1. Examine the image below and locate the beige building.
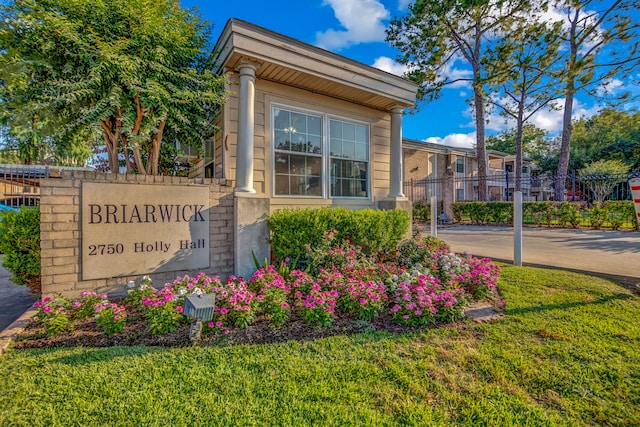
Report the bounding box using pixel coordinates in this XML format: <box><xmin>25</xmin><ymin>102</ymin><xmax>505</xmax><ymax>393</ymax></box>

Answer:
<box><xmin>201</xmin><ymin>19</ymin><xmax>418</xmax><ymax>208</ymax></box>
<box><xmin>403</xmin><ymin>138</ymin><xmax>546</xmax><ymax>216</ymax></box>
<box><xmin>195</xmin><ymin>19</ymin><xmax>418</xmax><ymax>276</ymax></box>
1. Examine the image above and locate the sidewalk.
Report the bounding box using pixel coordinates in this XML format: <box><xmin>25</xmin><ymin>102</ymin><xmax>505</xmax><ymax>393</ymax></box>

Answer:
<box><xmin>435</xmin><ymin>226</ymin><xmax>640</xmax><ymax>286</ymax></box>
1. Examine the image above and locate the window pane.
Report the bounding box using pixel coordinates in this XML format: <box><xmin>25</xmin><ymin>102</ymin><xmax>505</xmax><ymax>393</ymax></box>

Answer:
<box><xmin>343</xmin><ymin>123</ymin><xmax>355</xmax><ymax>142</ymax></box>
<box><xmin>290</xmin><ymin>112</ymin><xmax>306</xmax><ymax>134</ymax></box>
<box><xmin>274</xmin><ymin>130</ymin><xmax>290</xmax><ymax>151</ymax></box>
<box><xmin>275</xmin><ymin>174</ymin><xmax>290</xmax><ymax>195</ymax></box>
<box><xmin>354</xmin><ymin>142</ymin><xmax>367</xmax><ymax>161</ymax></box>
<box><xmin>355</xmin><ymin>125</ymin><xmax>366</xmax><ymax>142</ymax></box>
<box><xmin>308</xmin><ymin>135</ymin><xmax>321</xmax><ymax>154</ymax></box>
<box><xmin>330</xmin><ymin>138</ymin><xmax>341</xmax><ymax>157</ymax></box>
<box><xmin>308</xmin><ymin>116</ymin><xmax>321</xmax><ymax>136</ymax></box>
<box><xmin>330</xmin><ymin>121</ymin><xmax>342</xmax><ymax>139</ymax></box>
<box><xmin>342</xmin><ymin>140</ymin><xmax>355</xmax><ymax>159</ymax></box>
<box><xmin>273</xmin><ymin>109</ymin><xmax>290</xmax><ymax>131</ymax></box>
<box><xmin>274</xmin><ymin>153</ymin><xmax>290</xmax><ymax>174</ymax></box>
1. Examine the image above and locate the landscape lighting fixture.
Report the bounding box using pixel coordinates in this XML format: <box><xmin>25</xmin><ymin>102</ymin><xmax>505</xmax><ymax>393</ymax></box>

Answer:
<box><xmin>182</xmin><ymin>293</ymin><xmax>216</xmax><ymax>343</ymax></box>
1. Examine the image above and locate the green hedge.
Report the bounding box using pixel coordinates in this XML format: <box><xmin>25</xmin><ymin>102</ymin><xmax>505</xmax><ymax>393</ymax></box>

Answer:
<box><xmin>447</xmin><ymin>200</ymin><xmax>636</xmax><ymax>230</ymax></box>
<box><xmin>268</xmin><ymin>207</ymin><xmax>410</xmax><ymax>262</ymax></box>
<box><xmin>412</xmin><ymin>200</ymin><xmax>444</xmax><ymax>222</ymax></box>
<box><xmin>0</xmin><ymin>207</ymin><xmax>40</xmax><ymax>291</ymax></box>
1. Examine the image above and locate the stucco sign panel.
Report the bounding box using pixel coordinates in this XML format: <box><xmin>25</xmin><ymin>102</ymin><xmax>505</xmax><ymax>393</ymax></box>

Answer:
<box><xmin>81</xmin><ymin>182</ymin><xmax>210</xmax><ymax>280</ymax></box>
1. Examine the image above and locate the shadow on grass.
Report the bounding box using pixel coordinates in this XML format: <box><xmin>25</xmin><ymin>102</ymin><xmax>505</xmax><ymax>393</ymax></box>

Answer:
<box><xmin>506</xmin><ymin>293</ymin><xmax>635</xmax><ymax>316</ymax></box>
<box><xmin>51</xmin><ymin>345</ymin><xmax>166</xmax><ymax>365</ymax></box>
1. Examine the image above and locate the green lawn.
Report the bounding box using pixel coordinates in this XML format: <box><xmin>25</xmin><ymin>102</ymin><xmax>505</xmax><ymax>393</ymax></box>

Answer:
<box><xmin>1</xmin><ymin>266</ymin><xmax>639</xmax><ymax>426</ymax></box>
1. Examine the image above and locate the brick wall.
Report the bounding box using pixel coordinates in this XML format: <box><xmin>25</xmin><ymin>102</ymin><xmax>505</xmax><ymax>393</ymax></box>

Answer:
<box><xmin>40</xmin><ymin>171</ymin><xmax>234</xmax><ymax>298</ymax></box>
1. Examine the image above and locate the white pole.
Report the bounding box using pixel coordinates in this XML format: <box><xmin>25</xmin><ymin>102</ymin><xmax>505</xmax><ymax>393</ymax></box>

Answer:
<box><xmin>430</xmin><ymin>196</ymin><xmax>437</xmax><ymax>237</ymax></box>
<box><xmin>514</xmin><ymin>191</ymin><xmax>523</xmax><ymax>266</ymax></box>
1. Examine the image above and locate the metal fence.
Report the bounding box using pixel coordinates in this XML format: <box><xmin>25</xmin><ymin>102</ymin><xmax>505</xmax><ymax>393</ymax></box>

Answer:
<box><xmin>0</xmin><ymin>164</ymin><xmax>50</xmax><ymax>207</ymax></box>
<box><xmin>404</xmin><ymin>171</ymin><xmax>640</xmax><ymax>204</ymax></box>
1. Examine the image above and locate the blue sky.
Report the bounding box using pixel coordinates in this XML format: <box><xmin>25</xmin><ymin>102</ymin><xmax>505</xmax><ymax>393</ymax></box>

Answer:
<box><xmin>181</xmin><ymin>0</ymin><xmax>639</xmax><ymax>149</ymax></box>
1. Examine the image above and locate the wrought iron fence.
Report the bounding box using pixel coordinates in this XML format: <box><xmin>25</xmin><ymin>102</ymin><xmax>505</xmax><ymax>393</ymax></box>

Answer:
<box><xmin>0</xmin><ymin>164</ymin><xmax>49</xmax><ymax>208</ymax></box>
<box><xmin>404</xmin><ymin>171</ymin><xmax>640</xmax><ymax>204</ymax></box>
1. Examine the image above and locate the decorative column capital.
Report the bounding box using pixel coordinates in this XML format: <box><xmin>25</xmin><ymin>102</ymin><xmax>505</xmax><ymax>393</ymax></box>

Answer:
<box><xmin>235</xmin><ymin>58</ymin><xmax>261</xmax><ymax>75</ymax></box>
<box><xmin>390</xmin><ymin>105</ymin><xmax>406</xmax><ymax>115</ymax></box>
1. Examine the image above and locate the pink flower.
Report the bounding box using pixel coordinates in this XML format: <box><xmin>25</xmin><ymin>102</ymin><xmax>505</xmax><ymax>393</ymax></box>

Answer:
<box><xmin>43</xmin><ymin>306</ymin><xmax>52</xmax><ymax>314</ymax></box>
<box><xmin>219</xmin><ymin>307</ymin><xmax>229</xmax><ymax>315</ymax></box>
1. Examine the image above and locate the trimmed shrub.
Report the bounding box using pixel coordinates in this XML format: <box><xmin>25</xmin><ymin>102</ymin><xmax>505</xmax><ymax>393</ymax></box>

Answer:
<box><xmin>588</xmin><ymin>205</ymin><xmax>606</xmax><ymax>229</ymax></box>
<box><xmin>0</xmin><ymin>207</ymin><xmax>40</xmax><ymax>294</ymax></box>
<box><xmin>523</xmin><ymin>201</ymin><xmax>556</xmax><ymax>227</ymax></box>
<box><xmin>268</xmin><ymin>207</ymin><xmax>409</xmax><ymax>263</ymax></box>
<box><xmin>486</xmin><ymin>202</ymin><xmax>513</xmax><ymax>224</ymax></box>
<box><xmin>603</xmin><ymin>201</ymin><xmax>635</xmax><ymax>230</ymax></box>
<box><xmin>558</xmin><ymin>202</ymin><xmax>582</xmax><ymax>228</ymax></box>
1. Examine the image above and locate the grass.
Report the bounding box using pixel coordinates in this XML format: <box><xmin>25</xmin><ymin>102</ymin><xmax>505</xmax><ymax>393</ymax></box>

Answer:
<box><xmin>1</xmin><ymin>265</ymin><xmax>639</xmax><ymax>426</ymax></box>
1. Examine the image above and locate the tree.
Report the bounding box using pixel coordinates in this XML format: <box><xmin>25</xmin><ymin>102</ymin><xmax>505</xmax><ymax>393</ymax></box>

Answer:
<box><xmin>486</xmin><ymin>124</ymin><xmax>551</xmax><ymax>156</ymax></box>
<box><xmin>579</xmin><ymin>159</ymin><xmax>629</xmax><ymax>205</ymax></box>
<box><xmin>485</xmin><ymin>14</ymin><xmax>562</xmax><ymax>191</ymax></box>
<box><xmin>0</xmin><ymin>0</ymin><xmax>227</xmax><ymax>174</ymax></box>
<box><xmin>570</xmin><ymin>108</ymin><xmax>640</xmax><ymax>170</ymax></box>
<box><xmin>553</xmin><ymin>0</ymin><xmax>640</xmax><ymax>200</ymax></box>
<box><xmin>387</xmin><ymin>0</ymin><xmax>530</xmax><ymax>201</ymax></box>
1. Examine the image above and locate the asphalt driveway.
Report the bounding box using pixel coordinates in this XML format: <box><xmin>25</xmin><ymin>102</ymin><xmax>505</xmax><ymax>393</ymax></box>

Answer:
<box><xmin>436</xmin><ymin>226</ymin><xmax>640</xmax><ymax>285</ymax></box>
<box><xmin>0</xmin><ymin>263</ymin><xmax>35</xmax><ymax>332</ymax></box>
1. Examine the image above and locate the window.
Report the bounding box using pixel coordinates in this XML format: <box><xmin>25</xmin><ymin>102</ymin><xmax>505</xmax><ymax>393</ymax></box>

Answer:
<box><xmin>272</xmin><ymin>105</ymin><xmax>369</xmax><ymax>198</ymax></box>
<box><xmin>330</xmin><ymin>120</ymin><xmax>368</xmax><ymax>198</ymax></box>
<box><xmin>456</xmin><ymin>188</ymin><xmax>465</xmax><ymax>200</ymax></box>
<box><xmin>455</xmin><ymin>157</ymin><xmax>465</xmax><ymax>174</ymax></box>
<box><xmin>273</xmin><ymin>108</ymin><xmax>323</xmax><ymax>196</ymax></box>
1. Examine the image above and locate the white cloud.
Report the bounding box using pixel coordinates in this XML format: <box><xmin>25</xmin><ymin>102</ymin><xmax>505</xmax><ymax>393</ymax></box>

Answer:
<box><xmin>440</xmin><ymin>59</ymin><xmax>473</xmax><ymax>89</ymax></box>
<box><xmin>463</xmin><ymin>97</ymin><xmax>601</xmax><ymax>135</ymax></box>
<box><xmin>424</xmin><ymin>132</ymin><xmax>476</xmax><ymax>149</ymax></box>
<box><xmin>371</xmin><ymin>56</ymin><xmax>409</xmax><ymax>76</ymax></box>
<box><xmin>315</xmin><ymin>0</ymin><xmax>389</xmax><ymax>50</ymax></box>
<box><xmin>596</xmin><ymin>79</ymin><xmax>625</xmax><ymax>97</ymax></box>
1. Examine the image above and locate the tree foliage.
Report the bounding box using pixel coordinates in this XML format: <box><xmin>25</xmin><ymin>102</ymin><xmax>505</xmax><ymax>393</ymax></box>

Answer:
<box><xmin>387</xmin><ymin>0</ymin><xmax>531</xmax><ymax>201</ymax></box>
<box><xmin>485</xmin><ymin>11</ymin><xmax>562</xmax><ymax>191</ymax></box>
<box><xmin>0</xmin><ymin>0</ymin><xmax>227</xmax><ymax>174</ymax></box>
<box><xmin>553</xmin><ymin>0</ymin><xmax>640</xmax><ymax>199</ymax></box>
<box><xmin>570</xmin><ymin>108</ymin><xmax>640</xmax><ymax>170</ymax></box>
<box><xmin>486</xmin><ymin>124</ymin><xmax>551</xmax><ymax>159</ymax></box>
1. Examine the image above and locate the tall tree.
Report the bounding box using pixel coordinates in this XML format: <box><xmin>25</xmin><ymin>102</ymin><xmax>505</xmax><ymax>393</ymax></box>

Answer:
<box><xmin>570</xmin><ymin>108</ymin><xmax>640</xmax><ymax>170</ymax></box>
<box><xmin>485</xmin><ymin>14</ymin><xmax>562</xmax><ymax>191</ymax></box>
<box><xmin>553</xmin><ymin>0</ymin><xmax>640</xmax><ymax>200</ymax></box>
<box><xmin>387</xmin><ymin>0</ymin><xmax>530</xmax><ymax>201</ymax></box>
<box><xmin>0</xmin><ymin>0</ymin><xmax>227</xmax><ymax>174</ymax></box>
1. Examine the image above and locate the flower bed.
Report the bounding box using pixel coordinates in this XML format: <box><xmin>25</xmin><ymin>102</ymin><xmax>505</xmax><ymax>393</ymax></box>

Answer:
<box><xmin>15</xmin><ymin>233</ymin><xmax>501</xmax><ymax>349</ymax></box>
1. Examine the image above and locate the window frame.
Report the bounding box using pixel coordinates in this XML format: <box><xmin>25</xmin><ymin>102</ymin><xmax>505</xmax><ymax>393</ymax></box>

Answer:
<box><xmin>270</xmin><ymin>103</ymin><xmax>371</xmax><ymax>200</ymax></box>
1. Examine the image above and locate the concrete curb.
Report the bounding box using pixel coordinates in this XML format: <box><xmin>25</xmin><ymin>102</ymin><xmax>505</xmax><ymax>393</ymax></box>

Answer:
<box><xmin>0</xmin><ymin>307</ymin><xmax>37</xmax><ymax>355</ymax></box>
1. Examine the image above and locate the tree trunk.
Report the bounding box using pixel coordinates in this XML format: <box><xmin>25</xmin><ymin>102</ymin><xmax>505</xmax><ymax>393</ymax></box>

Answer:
<box><xmin>474</xmin><ymin>87</ymin><xmax>488</xmax><ymax>201</ymax></box>
<box><xmin>515</xmin><ymin>105</ymin><xmax>524</xmax><ymax>193</ymax></box>
<box><xmin>100</xmin><ymin>118</ymin><xmax>119</xmax><ymax>173</ymax></box>
<box><xmin>149</xmin><ymin>120</ymin><xmax>165</xmax><ymax>176</ymax></box>
<box><xmin>555</xmin><ymin>87</ymin><xmax>574</xmax><ymax>201</ymax></box>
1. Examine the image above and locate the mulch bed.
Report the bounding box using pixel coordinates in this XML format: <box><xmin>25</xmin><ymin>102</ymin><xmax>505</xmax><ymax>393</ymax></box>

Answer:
<box><xmin>12</xmin><ymin>294</ymin><xmax>503</xmax><ymax>350</ymax></box>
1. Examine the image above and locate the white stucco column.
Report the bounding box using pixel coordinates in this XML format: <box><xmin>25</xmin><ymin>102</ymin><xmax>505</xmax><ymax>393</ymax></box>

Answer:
<box><xmin>389</xmin><ymin>106</ymin><xmax>405</xmax><ymax>198</ymax></box>
<box><xmin>235</xmin><ymin>59</ymin><xmax>260</xmax><ymax>193</ymax></box>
